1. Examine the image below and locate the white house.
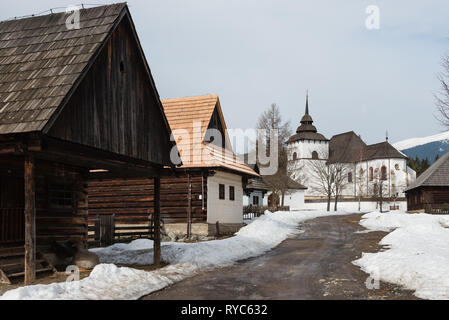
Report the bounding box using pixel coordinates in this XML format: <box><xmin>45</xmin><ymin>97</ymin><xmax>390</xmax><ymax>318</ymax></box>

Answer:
<box><xmin>286</xmin><ymin>95</ymin><xmax>416</xmax><ymax>212</ymax></box>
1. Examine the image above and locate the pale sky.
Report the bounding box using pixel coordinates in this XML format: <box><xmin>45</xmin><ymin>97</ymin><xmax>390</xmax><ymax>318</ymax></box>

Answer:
<box><xmin>2</xmin><ymin>0</ymin><xmax>449</xmax><ymax>147</ymax></box>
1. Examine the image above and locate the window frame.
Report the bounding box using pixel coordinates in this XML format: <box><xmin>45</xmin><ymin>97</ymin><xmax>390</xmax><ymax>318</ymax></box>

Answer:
<box><xmin>219</xmin><ymin>184</ymin><xmax>225</xmax><ymax>200</ymax></box>
<box><xmin>229</xmin><ymin>186</ymin><xmax>235</xmax><ymax>201</ymax></box>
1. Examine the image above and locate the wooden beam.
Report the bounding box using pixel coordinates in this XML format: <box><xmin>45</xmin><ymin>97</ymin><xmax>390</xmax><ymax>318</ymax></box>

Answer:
<box><xmin>153</xmin><ymin>177</ymin><xmax>161</xmax><ymax>266</ymax></box>
<box><xmin>187</xmin><ymin>174</ymin><xmax>192</xmax><ymax>239</ymax></box>
<box><xmin>24</xmin><ymin>155</ymin><xmax>36</xmax><ymax>285</ymax></box>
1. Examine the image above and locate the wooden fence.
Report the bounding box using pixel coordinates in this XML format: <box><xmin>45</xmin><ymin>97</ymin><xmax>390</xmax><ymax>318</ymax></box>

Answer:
<box><xmin>425</xmin><ymin>204</ymin><xmax>449</xmax><ymax>215</ymax></box>
<box><xmin>243</xmin><ymin>205</ymin><xmax>290</xmax><ymax>220</ymax></box>
<box><xmin>88</xmin><ymin>213</ymin><xmax>154</xmax><ymax>247</ymax></box>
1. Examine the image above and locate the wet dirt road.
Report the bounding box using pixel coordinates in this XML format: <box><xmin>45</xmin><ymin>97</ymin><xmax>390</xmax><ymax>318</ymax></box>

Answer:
<box><xmin>142</xmin><ymin>214</ymin><xmax>417</xmax><ymax>300</ymax></box>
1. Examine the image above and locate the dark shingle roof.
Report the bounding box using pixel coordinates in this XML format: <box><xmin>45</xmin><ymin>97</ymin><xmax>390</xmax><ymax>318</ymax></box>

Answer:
<box><xmin>406</xmin><ymin>151</ymin><xmax>449</xmax><ymax>191</ymax></box>
<box><xmin>328</xmin><ymin>131</ymin><xmax>366</xmax><ymax>163</ymax></box>
<box><xmin>361</xmin><ymin>141</ymin><xmax>407</xmax><ymax>161</ymax></box>
<box><xmin>246</xmin><ymin>177</ymin><xmax>270</xmax><ymax>191</ymax></box>
<box><xmin>328</xmin><ymin>131</ymin><xmax>406</xmax><ymax>163</ymax></box>
<box><xmin>0</xmin><ymin>3</ymin><xmax>126</xmax><ymax>134</ymax></box>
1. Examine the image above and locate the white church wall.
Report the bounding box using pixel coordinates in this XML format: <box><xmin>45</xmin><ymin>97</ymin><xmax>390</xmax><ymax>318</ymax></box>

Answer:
<box><xmin>302</xmin><ymin>200</ymin><xmax>407</xmax><ymax>212</ymax></box>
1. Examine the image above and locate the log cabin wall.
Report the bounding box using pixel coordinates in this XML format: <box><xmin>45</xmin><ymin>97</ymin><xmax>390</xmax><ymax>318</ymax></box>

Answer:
<box><xmin>406</xmin><ymin>186</ymin><xmax>449</xmax><ymax>211</ymax></box>
<box><xmin>0</xmin><ymin>156</ymin><xmax>88</xmax><ymax>250</ymax></box>
<box><xmin>87</xmin><ymin>172</ymin><xmax>207</xmax><ymax>229</ymax></box>
<box><xmin>48</xmin><ymin>15</ymin><xmax>173</xmax><ymax>165</ymax></box>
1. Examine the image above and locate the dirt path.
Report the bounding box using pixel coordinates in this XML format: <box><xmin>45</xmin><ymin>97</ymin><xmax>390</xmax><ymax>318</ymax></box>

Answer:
<box><xmin>142</xmin><ymin>214</ymin><xmax>417</xmax><ymax>300</ymax></box>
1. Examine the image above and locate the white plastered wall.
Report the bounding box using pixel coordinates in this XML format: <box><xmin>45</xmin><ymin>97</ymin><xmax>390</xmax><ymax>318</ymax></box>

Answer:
<box><xmin>207</xmin><ymin>171</ymin><xmax>243</xmax><ymax>224</ymax></box>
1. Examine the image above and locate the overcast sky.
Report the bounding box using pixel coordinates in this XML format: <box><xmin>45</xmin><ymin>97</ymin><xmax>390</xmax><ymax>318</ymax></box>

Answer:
<box><xmin>2</xmin><ymin>1</ymin><xmax>449</xmax><ymax>146</ymax></box>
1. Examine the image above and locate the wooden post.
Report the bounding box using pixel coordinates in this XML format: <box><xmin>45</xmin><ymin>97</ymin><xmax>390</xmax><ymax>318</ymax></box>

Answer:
<box><xmin>24</xmin><ymin>155</ymin><xmax>36</xmax><ymax>285</ymax></box>
<box><xmin>187</xmin><ymin>174</ymin><xmax>192</xmax><ymax>239</ymax></box>
<box><xmin>153</xmin><ymin>177</ymin><xmax>161</xmax><ymax>266</ymax></box>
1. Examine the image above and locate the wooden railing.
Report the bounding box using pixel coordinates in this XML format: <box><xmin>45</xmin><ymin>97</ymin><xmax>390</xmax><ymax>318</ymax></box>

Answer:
<box><xmin>243</xmin><ymin>205</ymin><xmax>290</xmax><ymax>220</ymax></box>
<box><xmin>0</xmin><ymin>208</ymin><xmax>24</xmax><ymax>243</ymax></box>
<box><xmin>425</xmin><ymin>204</ymin><xmax>449</xmax><ymax>215</ymax></box>
<box><xmin>88</xmin><ymin>213</ymin><xmax>154</xmax><ymax>247</ymax></box>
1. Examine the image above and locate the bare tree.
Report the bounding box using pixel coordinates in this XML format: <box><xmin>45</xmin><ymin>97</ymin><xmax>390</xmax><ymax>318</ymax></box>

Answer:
<box><xmin>436</xmin><ymin>54</ymin><xmax>449</xmax><ymax>127</ymax></box>
<box><xmin>308</xmin><ymin>159</ymin><xmax>334</xmax><ymax>211</ymax></box>
<box><xmin>256</xmin><ymin>103</ymin><xmax>292</xmax><ymax>206</ymax></box>
<box><xmin>332</xmin><ymin>163</ymin><xmax>350</xmax><ymax>211</ymax></box>
<box><xmin>356</xmin><ymin>167</ymin><xmax>366</xmax><ymax>211</ymax></box>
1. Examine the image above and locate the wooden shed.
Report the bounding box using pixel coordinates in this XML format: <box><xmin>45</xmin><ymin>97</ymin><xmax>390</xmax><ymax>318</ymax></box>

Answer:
<box><xmin>406</xmin><ymin>151</ymin><xmax>449</xmax><ymax>213</ymax></box>
<box><xmin>0</xmin><ymin>3</ymin><xmax>177</xmax><ymax>284</ymax></box>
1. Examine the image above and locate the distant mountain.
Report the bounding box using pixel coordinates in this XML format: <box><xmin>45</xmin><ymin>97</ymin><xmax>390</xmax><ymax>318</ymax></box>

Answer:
<box><xmin>393</xmin><ymin>131</ymin><xmax>449</xmax><ymax>163</ymax></box>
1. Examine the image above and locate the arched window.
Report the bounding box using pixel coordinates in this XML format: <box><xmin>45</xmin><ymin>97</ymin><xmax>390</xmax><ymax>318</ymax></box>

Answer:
<box><xmin>311</xmin><ymin>151</ymin><xmax>318</xmax><ymax>159</ymax></box>
<box><xmin>292</xmin><ymin>152</ymin><xmax>297</xmax><ymax>160</ymax></box>
<box><xmin>348</xmin><ymin>172</ymin><xmax>353</xmax><ymax>183</ymax></box>
<box><xmin>381</xmin><ymin>166</ymin><xmax>387</xmax><ymax>180</ymax></box>
<box><xmin>369</xmin><ymin>167</ymin><xmax>373</xmax><ymax>181</ymax></box>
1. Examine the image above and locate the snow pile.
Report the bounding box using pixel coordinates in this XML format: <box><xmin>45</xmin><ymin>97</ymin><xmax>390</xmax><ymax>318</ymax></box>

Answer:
<box><xmin>1</xmin><ymin>210</ymin><xmax>348</xmax><ymax>300</ymax></box>
<box><xmin>353</xmin><ymin>211</ymin><xmax>449</xmax><ymax>300</ymax></box>
<box><xmin>393</xmin><ymin>131</ymin><xmax>449</xmax><ymax>151</ymax></box>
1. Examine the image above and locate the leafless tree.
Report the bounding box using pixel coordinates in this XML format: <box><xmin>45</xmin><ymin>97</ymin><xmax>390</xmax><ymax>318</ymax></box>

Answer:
<box><xmin>308</xmin><ymin>159</ymin><xmax>334</xmax><ymax>211</ymax></box>
<box><xmin>436</xmin><ymin>54</ymin><xmax>449</xmax><ymax>127</ymax></box>
<box><xmin>356</xmin><ymin>167</ymin><xmax>366</xmax><ymax>211</ymax></box>
<box><xmin>332</xmin><ymin>163</ymin><xmax>350</xmax><ymax>211</ymax></box>
<box><xmin>256</xmin><ymin>103</ymin><xmax>292</xmax><ymax>206</ymax></box>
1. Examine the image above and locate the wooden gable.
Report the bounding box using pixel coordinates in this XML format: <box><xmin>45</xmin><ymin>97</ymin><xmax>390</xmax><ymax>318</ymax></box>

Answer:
<box><xmin>45</xmin><ymin>8</ymin><xmax>175</xmax><ymax>166</ymax></box>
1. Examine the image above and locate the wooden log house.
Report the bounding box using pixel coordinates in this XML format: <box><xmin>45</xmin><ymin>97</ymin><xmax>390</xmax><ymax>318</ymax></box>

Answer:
<box><xmin>88</xmin><ymin>95</ymin><xmax>259</xmax><ymax>237</ymax></box>
<box><xmin>0</xmin><ymin>4</ymin><xmax>178</xmax><ymax>284</ymax></box>
<box><xmin>406</xmin><ymin>151</ymin><xmax>449</xmax><ymax>213</ymax></box>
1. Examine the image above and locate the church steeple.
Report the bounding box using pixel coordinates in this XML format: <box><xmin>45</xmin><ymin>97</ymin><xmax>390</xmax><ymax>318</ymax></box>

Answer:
<box><xmin>305</xmin><ymin>91</ymin><xmax>309</xmax><ymax>115</ymax></box>
<box><xmin>297</xmin><ymin>92</ymin><xmax>317</xmax><ymax>133</ymax></box>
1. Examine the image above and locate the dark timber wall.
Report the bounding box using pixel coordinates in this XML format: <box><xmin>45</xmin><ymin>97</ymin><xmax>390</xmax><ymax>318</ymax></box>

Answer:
<box><xmin>406</xmin><ymin>186</ymin><xmax>449</xmax><ymax>211</ymax></box>
<box><xmin>48</xmin><ymin>16</ymin><xmax>172</xmax><ymax>165</ymax></box>
<box><xmin>88</xmin><ymin>173</ymin><xmax>207</xmax><ymax>226</ymax></box>
<box><xmin>0</xmin><ymin>156</ymin><xmax>88</xmax><ymax>249</ymax></box>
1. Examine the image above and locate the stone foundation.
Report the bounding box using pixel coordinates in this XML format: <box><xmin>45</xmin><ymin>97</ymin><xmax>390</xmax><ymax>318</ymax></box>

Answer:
<box><xmin>207</xmin><ymin>223</ymin><xmax>244</xmax><ymax>236</ymax></box>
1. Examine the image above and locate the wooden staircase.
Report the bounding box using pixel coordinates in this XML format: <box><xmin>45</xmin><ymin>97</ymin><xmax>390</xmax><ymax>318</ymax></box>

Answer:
<box><xmin>0</xmin><ymin>246</ymin><xmax>55</xmax><ymax>284</ymax></box>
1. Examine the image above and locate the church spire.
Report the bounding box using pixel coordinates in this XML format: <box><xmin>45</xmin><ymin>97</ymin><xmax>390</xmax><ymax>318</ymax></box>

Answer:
<box><xmin>305</xmin><ymin>90</ymin><xmax>309</xmax><ymax>115</ymax></box>
<box><xmin>296</xmin><ymin>92</ymin><xmax>316</xmax><ymax>133</ymax></box>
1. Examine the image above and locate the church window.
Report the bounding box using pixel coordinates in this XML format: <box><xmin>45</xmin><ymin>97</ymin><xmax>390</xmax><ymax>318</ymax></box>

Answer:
<box><xmin>311</xmin><ymin>151</ymin><xmax>318</xmax><ymax>159</ymax></box>
<box><xmin>381</xmin><ymin>166</ymin><xmax>387</xmax><ymax>180</ymax></box>
<box><xmin>369</xmin><ymin>167</ymin><xmax>373</xmax><ymax>181</ymax></box>
<box><xmin>348</xmin><ymin>172</ymin><xmax>353</xmax><ymax>183</ymax></box>
<box><xmin>293</xmin><ymin>152</ymin><xmax>297</xmax><ymax>160</ymax></box>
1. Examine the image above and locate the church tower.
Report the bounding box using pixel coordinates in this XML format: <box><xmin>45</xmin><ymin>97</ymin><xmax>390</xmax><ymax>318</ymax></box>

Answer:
<box><xmin>286</xmin><ymin>94</ymin><xmax>329</xmax><ymax>189</ymax></box>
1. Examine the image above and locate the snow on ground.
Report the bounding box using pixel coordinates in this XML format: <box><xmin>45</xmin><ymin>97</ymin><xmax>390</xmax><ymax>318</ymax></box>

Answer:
<box><xmin>393</xmin><ymin>130</ymin><xmax>449</xmax><ymax>151</ymax></box>
<box><xmin>353</xmin><ymin>211</ymin><xmax>449</xmax><ymax>300</ymax></box>
<box><xmin>1</xmin><ymin>210</ymin><xmax>350</xmax><ymax>300</ymax></box>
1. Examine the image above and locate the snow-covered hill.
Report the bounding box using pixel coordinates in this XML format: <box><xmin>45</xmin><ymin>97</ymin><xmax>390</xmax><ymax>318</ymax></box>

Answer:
<box><xmin>393</xmin><ymin>131</ymin><xmax>449</xmax><ymax>163</ymax></box>
<box><xmin>393</xmin><ymin>131</ymin><xmax>449</xmax><ymax>151</ymax></box>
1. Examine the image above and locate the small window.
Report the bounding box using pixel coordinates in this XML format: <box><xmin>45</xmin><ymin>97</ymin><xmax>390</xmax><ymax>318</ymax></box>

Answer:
<box><xmin>369</xmin><ymin>167</ymin><xmax>373</xmax><ymax>181</ymax></box>
<box><xmin>120</xmin><ymin>60</ymin><xmax>125</xmax><ymax>73</ymax></box>
<box><xmin>229</xmin><ymin>186</ymin><xmax>235</xmax><ymax>201</ymax></box>
<box><xmin>381</xmin><ymin>166</ymin><xmax>387</xmax><ymax>180</ymax></box>
<box><xmin>253</xmin><ymin>196</ymin><xmax>259</xmax><ymax>205</ymax></box>
<box><xmin>311</xmin><ymin>151</ymin><xmax>318</xmax><ymax>159</ymax></box>
<box><xmin>395</xmin><ymin>164</ymin><xmax>400</xmax><ymax>170</ymax></box>
<box><xmin>219</xmin><ymin>184</ymin><xmax>225</xmax><ymax>200</ymax></box>
<box><xmin>292</xmin><ymin>152</ymin><xmax>297</xmax><ymax>160</ymax></box>
<box><xmin>49</xmin><ymin>183</ymin><xmax>73</xmax><ymax>208</ymax></box>
<box><xmin>348</xmin><ymin>172</ymin><xmax>353</xmax><ymax>183</ymax></box>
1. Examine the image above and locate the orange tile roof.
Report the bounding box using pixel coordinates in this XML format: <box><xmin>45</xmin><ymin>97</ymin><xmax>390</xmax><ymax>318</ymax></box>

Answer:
<box><xmin>161</xmin><ymin>94</ymin><xmax>258</xmax><ymax>177</ymax></box>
